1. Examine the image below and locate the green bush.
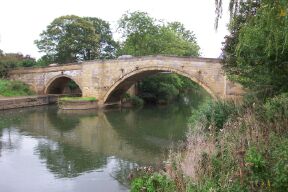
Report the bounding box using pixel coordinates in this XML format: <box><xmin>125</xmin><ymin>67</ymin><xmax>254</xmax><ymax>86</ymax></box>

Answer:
<box><xmin>0</xmin><ymin>61</ymin><xmax>17</xmax><ymax>78</ymax></box>
<box><xmin>245</xmin><ymin>147</ymin><xmax>268</xmax><ymax>182</ymax></box>
<box><xmin>129</xmin><ymin>95</ymin><xmax>144</xmax><ymax>107</ymax></box>
<box><xmin>157</xmin><ymin>83</ymin><xmax>179</xmax><ymax>102</ymax></box>
<box><xmin>269</xmin><ymin>136</ymin><xmax>288</xmax><ymax>191</ymax></box>
<box><xmin>264</xmin><ymin>93</ymin><xmax>288</xmax><ymax>122</ymax></box>
<box><xmin>189</xmin><ymin>100</ymin><xmax>239</xmax><ymax>132</ymax></box>
<box><xmin>241</xmin><ymin>136</ymin><xmax>288</xmax><ymax>192</ymax></box>
<box><xmin>131</xmin><ymin>173</ymin><xmax>176</xmax><ymax>192</ymax></box>
<box><xmin>0</xmin><ymin>52</ymin><xmax>37</xmax><ymax>78</ymax></box>
<box><xmin>139</xmin><ymin>73</ymin><xmax>204</xmax><ymax>104</ymax></box>
<box><xmin>139</xmin><ymin>73</ymin><xmax>182</xmax><ymax>103</ymax></box>
<box><xmin>0</xmin><ymin>80</ymin><xmax>34</xmax><ymax>96</ymax></box>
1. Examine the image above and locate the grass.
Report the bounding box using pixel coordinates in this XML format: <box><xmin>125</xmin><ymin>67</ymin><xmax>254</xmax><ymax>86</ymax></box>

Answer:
<box><xmin>0</xmin><ymin>79</ymin><xmax>34</xmax><ymax>97</ymax></box>
<box><xmin>59</xmin><ymin>97</ymin><xmax>97</xmax><ymax>102</ymax></box>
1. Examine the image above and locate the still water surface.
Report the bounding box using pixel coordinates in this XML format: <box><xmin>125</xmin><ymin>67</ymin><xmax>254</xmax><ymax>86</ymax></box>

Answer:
<box><xmin>0</xmin><ymin>94</ymin><xmax>208</xmax><ymax>192</ymax></box>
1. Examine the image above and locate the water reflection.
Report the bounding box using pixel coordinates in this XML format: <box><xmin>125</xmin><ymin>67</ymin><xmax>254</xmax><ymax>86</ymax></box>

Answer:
<box><xmin>0</xmin><ymin>91</ymin><xmax>209</xmax><ymax>191</ymax></box>
<box><xmin>36</xmin><ymin>140</ymin><xmax>107</xmax><ymax>178</ymax></box>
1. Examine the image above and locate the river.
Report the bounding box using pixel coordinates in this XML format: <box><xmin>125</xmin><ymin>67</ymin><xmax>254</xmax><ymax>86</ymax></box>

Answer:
<box><xmin>0</xmin><ymin>92</ymin><xmax>209</xmax><ymax>192</ymax></box>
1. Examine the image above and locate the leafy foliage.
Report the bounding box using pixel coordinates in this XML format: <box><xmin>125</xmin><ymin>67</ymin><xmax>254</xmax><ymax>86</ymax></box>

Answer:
<box><xmin>222</xmin><ymin>0</ymin><xmax>288</xmax><ymax>97</ymax></box>
<box><xmin>35</xmin><ymin>55</ymin><xmax>55</xmax><ymax>67</ymax></box>
<box><xmin>0</xmin><ymin>79</ymin><xmax>34</xmax><ymax>96</ymax></box>
<box><xmin>269</xmin><ymin>136</ymin><xmax>288</xmax><ymax>191</ymax></box>
<box><xmin>35</xmin><ymin>15</ymin><xmax>117</xmax><ymax>64</ymax></box>
<box><xmin>189</xmin><ymin>100</ymin><xmax>239</xmax><ymax>132</ymax></box>
<box><xmin>129</xmin><ymin>95</ymin><xmax>144</xmax><ymax>107</ymax></box>
<box><xmin>139</xmin><ymin>73</ymin><xmax>202</xmax><ymax>104</ymax></box>
<box><xmin>0</xmin><ymin>52</ymin><xmax>36</xmax><ymax>78</ymax></box>
<box><xmin>122</xmin><ymin>94</ymin><xmax>144</xmax><ymax>107</ymax></box>
<box><xmin>84</xmin><ymin>17</ymin><xmax>119</xmax><ymax>59</ymax></box>
<box><xmin>264</xmin><ymin>92</ymin><xmax>288</xmax><ymax>122</ymax></box>
<box><xmin>245</xmin><ymin>147</ymin><xmax>268</xmax><ymax>182</ymax></box>
<box><xmin>131</xmin><ymin>173</ymin><xmax>176</xmax><ymax>192</ymax></box>
<box><xmin>118</xmin><ymin>11</ymin><xmax>200</xmax><ymax>57</ymax></box>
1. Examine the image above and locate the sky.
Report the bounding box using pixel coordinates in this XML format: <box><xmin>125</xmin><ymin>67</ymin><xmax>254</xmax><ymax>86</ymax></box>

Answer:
<box><xmin>0</xmin><ymin>0</ymin><xmax>230</xmax><ymax>59</ymax></box>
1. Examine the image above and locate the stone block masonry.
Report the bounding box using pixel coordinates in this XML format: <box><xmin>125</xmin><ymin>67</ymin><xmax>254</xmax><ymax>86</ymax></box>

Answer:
<box><xmin>9</xmin><ymin>55</ymin><xmax>245</xmax><ymax>105</ymax></box>
<box><xmin>0</xmin><ymin>95</ymin><xmax>59</xmax><ymax>110</ymax></box>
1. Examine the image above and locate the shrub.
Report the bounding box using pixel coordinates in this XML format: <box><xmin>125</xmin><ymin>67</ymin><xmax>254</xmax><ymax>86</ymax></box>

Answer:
<box><xmin>189</xmin><ymin>100</ymin><xmax>239</xmax><ymax>132</ymax></box>
<box><xmin>139</xmin><ymin>73</ymin><xmax>204</xmax><ymax>104</ymax></box>
<box><xmin>0</xmin><ymin>61</ymin><xmax>17</xmax><ymax>78</ymax></box>
<box><xmin>264</xmin><ymin>93</ymin><xmax>288</xmax><ymax>122</ymax></box>
<box><xmin>245</xmin><ymin>147</ymin><xmax>268</xmax><ymax>182</ymax></box>
<box><xmin>129</xmin><ymin>95</ymin><xmax>144</xmax><ymax>107</ymax></box>
<box><xmin>131</xmin><ymin>173</ymin><xmax>176</xmax><ymax>192</ymax></box>
<box><xmin>157</xmin><ymin>83</ymin><xmax>179</xmax><ymax>102</ymax></box>
<box><xmin>0</xmin><ymin>80</ymin><xmax>34</xmax><ymax>96</ymax></box>
<box><xmin>269</xmin><ymin>136</ymin><xmax>288</xmax><ymax>191</ymax></box>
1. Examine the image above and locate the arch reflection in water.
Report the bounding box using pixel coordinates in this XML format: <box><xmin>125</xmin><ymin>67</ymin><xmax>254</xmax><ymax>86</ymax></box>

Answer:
<box><xmin>0</xmin><ymin>91</ymin><xmax>208</xmax><ymax>191</ymax></box>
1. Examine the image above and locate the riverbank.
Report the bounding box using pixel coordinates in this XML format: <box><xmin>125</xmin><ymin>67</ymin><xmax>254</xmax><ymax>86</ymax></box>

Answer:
<box><xmin>130</xmin><ymin>93</ymin><xmax>288</xmax><ymax>191</ymax></box>
<box><xmin>0</xmin><ymin>95</ymin><xmax>59</xmax><ymax>110</ymax></box>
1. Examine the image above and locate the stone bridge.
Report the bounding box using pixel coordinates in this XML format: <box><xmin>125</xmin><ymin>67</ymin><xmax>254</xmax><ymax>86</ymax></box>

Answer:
<box><xmin>9</xmin><ymin>56</ymin><xmax>244</xmax><ymax>105</ymax></box>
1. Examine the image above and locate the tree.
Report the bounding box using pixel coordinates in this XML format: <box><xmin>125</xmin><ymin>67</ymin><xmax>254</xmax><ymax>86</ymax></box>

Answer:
<box><xmin>167</xmin><ymin>21</ymin><xmax>198</xmax><ymax>44</ymax></box>
<box><xmin>221</xmin><ymin>0</ymin><xmax>260</xmax><ymax>82</ymax></box>
<box><xmin>221</xmin><ymin>0</ymin><xmax>288</xmax><ymax>97</ymax></box>
<box><xmin>118</xmin><ymin>11</ymin><xmax>161</xmax><ymax>56</ymax></box>
<box><xmin>84</xmin><ymin>17</ymin><xmax>118</xmax><ymax>59</ymax></box>
<box><xmin>35</xmin><ymin>55</ymin><xmax>55</xmax><ymax>67</ymax></box>
<box><xmin>139</xmin><ymin>74</ymin><xmax>183</xmax><ymax>103</ymax></box>
<box><xmin>118</xmin><ymin>11</ymin><xmax>200</xmax><ymax>57</ymax></box>
<box><xmin>35</xmin><ymin>15</ymin><xmax>117</xmax><ymax>64</ymax></box>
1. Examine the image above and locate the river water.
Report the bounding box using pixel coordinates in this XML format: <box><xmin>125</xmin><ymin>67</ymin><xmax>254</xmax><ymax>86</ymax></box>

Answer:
<box><xmin>0</xmin><ymin>93</ymin><xmax>208</xmax><ymax>192</ymax></box>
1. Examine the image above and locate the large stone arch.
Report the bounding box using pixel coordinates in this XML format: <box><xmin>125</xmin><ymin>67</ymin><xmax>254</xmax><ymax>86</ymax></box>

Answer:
<box><xmin>44</xmin><ymin>74</ymin><xmax>82</xmax><ymax>95</ymax></box>
<box><xmin>103</xmin><ymin>66</ymin><xmax>217</xmax><ymax>103</ymax></box>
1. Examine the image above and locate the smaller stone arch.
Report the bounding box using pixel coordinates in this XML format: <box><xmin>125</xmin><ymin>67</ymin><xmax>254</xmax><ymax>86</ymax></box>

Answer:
<box><xmin>45</xmin><ymin>74</ymin><xmax>82</xmax><ymax>95</ymax></box>
<box><xmin>102</xmin><ymin>66</ymin><xmax>217</xmax><ymax>104</ymax></box>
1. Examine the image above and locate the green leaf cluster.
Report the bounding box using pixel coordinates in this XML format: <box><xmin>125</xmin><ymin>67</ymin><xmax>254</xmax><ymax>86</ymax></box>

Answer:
<box><xmin>131</xmin><ymin>173</ymin><xmax>176</xmax><ymax>192</ymax></box>
<box><xmin>222</xmin><ymin>0</ymin><xmax>288</xmax><ymax>97</ymax></box>
<box><xmin>0</xmin><ymin>79</ymin><xmax>34</xmax><ymax>96</ymax></box>
<box><xmin>139</xmin><ymin>73</ymin><xmax>200</xmax><ymax>103</ymax></box>
<box><xmin>189</xmin><ymin>100</ymin><xmax>239</xmax><ymax>133</ymax></box>
<box><xmin>0</xmin><ymin>52</ymin><xmax>36</xmax><ymax>78</ymax></box>
<box><xmin>264</xmin><ymin>92</ymin><xmax>288</xmax><ymax>122</ymax></box>
<box><xmin>118</xmin><ymin>11</ymin><xmax>200</xmax><ymax>57</ymax></box>
<box><xmin>35</xmin><ymin>15</ymin><xmax>117</xmax><ymax>64</ymax></box>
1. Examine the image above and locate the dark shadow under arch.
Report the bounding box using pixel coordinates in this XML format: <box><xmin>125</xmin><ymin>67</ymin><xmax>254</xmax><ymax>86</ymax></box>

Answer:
<box><xmin>45</xmin><ymin>75</ymin><xmax>82</xmax><ymax>95</ymax></box>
